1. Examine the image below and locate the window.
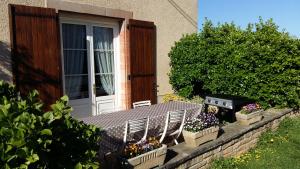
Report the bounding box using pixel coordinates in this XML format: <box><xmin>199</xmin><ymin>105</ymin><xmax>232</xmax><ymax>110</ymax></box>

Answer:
<box><xmin>61</xmin><ymin>23</ymin><xmax>116</xmax><ymax>99</ymax></box>
<box><xmin>93</xmin><ymin>26</ymin><xmax>115</xmax><ymax>96</ymax></box>
<box><xmin>62</xmin><ymin>23</ymin><xmax>89</xmax><ymax>99</ymax></box>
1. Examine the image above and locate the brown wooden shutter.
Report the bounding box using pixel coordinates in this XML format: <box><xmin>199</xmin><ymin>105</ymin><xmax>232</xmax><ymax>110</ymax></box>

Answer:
<box><xmin>10</xmin><ymin>4</ymin><xmax>62</xmax><ymax>108</ymax></box>
<box><xmin>128</xmin><ymin>19</ymin><xmax>157</xmax><ymax>106</ymax></box>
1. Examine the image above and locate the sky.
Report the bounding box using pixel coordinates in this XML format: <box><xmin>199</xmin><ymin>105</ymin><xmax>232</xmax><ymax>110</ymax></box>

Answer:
<box><xmin>198</xmin><ymin>0</ymin><xmax>300</xmax><ymax>37</ymax></box>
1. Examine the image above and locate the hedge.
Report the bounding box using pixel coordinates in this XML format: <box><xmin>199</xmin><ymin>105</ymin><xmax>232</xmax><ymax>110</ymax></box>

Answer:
<box><xmin>169</xmin><ymin>18</ymin><xmax>300</xmax><ymax>108</ymax></box>
<box><xmin>0</xmin><ymin>81</ymin><xmax>101</xmax><ymax>168</ymax></box>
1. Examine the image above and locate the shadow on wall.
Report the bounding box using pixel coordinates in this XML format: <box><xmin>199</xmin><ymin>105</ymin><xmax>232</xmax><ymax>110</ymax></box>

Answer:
<box><xmin>0</xmin><ymin>41</ymin><xmax>12</xmax><ymax>82</ymax></box>
<box><xmin>12</xmin><ymin>44</ymin><xmax>62</xmax><ymax>109</ymax></box>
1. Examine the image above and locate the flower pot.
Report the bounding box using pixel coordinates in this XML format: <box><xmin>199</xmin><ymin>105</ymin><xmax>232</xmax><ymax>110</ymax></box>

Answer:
<box><xmin>124</xmin><ymin>144</ymin><xmax>167</xmax><ymax>169</ymax></box>
<box><xmin>183</xmin><ymin>126</ymin><xmax>219</xmax><ymax>147</ymax></box>
<box><xmin>236</xmin><ymin>110</ymin><xmax>263</xmax><ymax>125</ymax></box>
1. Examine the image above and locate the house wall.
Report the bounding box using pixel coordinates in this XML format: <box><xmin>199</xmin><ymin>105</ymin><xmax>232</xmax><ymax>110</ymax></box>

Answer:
<box><xmin>0</xmin><ymin>0</ymin><xmax>198</xmax><ymax>102</ymax></box>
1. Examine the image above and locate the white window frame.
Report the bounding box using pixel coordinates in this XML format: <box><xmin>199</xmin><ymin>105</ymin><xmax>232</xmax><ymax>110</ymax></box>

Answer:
<box><xmin>59</xmin><ymin>17</ymin><xmax>120</xmax><ymax>117</ymax></box>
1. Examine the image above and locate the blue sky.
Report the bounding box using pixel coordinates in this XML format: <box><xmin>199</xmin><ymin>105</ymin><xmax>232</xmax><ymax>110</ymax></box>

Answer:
<box><xmin>198</xmin><ymin>0</ymin><xmax>300</xmax><ymax>37</ymax></box>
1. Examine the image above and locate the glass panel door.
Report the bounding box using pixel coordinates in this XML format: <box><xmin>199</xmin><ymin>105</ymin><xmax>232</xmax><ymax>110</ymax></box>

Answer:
<box><xmin>93</xmin><ymin>27</ymin><xmax>115</xmax><ymax>96</ymax></box>
<box><xmin>61</xmin><ymin>22</ymin><xmax>118</xmax><ymax>117</ymax></box>
<box><xmin>62</xmin><ymin>23</ymin><xmax>89</xmax><ymax>99</ymax></box>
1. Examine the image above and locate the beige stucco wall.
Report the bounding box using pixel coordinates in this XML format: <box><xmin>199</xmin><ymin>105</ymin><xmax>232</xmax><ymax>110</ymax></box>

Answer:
<box><xmin>0</xmin><ymin>0</ymin><xmax>198</xmax><ymax>102</ymax></box>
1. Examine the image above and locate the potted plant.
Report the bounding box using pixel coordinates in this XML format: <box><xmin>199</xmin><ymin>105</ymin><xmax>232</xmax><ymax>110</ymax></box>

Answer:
<box><xmin>236</xmin><ymin>103</ymin><xmax>263</xmax><ymax>125</ymax></box>
<box><xmin>182</xmin><ymin>106</ymin><xmax>220</xmax><ymax>147</ymax></box>
<box><xmin>121</xmin><ymin>137</ymin><xmax>167</xmax><ymax>169</ymax></box>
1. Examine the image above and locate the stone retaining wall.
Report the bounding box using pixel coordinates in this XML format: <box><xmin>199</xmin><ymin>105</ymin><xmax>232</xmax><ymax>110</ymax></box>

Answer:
<box><xmin>161</xmin><ymin>108</ymin><xmax>300</xmax><ymax>169</ymax></box>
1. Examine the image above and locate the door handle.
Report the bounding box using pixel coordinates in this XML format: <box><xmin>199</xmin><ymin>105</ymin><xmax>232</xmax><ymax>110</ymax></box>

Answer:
<box><xmin>93</xmin><ymin>84</ymin><xmax>96</xmax><ymax>95</ymax></box>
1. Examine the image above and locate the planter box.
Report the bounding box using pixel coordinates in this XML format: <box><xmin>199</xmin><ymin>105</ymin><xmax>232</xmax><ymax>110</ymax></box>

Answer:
<box><xmin>183</xmin><ymin>126</ymin><xmax>219</xmax><ymax>147</ymax></box>
<box><xmin>236</xmin><ymin>110</ymin><xmax>263</xmax><ymax>125</ymax></box>
<box><xmin>124</xmin><ymin>144</ymin><xmax>167</xmax><ymax>169</ymax></box>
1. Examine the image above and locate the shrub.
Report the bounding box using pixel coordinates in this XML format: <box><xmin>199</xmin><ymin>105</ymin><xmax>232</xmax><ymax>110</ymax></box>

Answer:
<box><xmin>0</xmin><ymin>81</ymin><xmax>101</xmax><ymax>168</ymax></box>
<box><xmin>162</xmin><ymin>93</ymin><xmax>204</xmax><ymax>104</ymax></box>
<box><xmin>169</xmin><ymin>18</ymin><xmax>300</xmax><ymax>108</ymax></box>
<box><xmin>162</xmin><ymin>93</ymin><xmax>187</xmax><ymax>103</ymax></box>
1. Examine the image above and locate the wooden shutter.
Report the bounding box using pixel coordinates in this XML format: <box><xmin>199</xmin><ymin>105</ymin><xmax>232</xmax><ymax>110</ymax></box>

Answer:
<box><xmin>128</xmin><ymin>19</ymin><xmax>157</xmax><ymax>106</ymax></box>
<box><xmin>10</xmin><ymin>5</ymin><xmax>62</xmax><ymax>108</ymax></box>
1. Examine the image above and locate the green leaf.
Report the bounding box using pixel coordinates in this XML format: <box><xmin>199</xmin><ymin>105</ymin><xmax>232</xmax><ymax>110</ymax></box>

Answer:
<box><xmin>16</xmin><ymin>147</ymin><xmax>28</xmax><ymax>158</ymax></box>
<box><xmin>40</xmin><ymin>129</ymin><xmax>52</xmax><ymax>136</ymax></box>
<box><xmin>37</xmin><ymin>138</ymin><xmax>42</xmax><ymax>144</ymax></box>
<box><xmin>74</xmin><ymin>162</ymin><xmax>82</xmax><ymax>169</ymax></box>
<box><xmin>19</xmin><ymin>164</ymin><xmax>28</xmax><ymax>169</ymax></box>
<box><xmin>5</xmin><ymin>145</ymin><xmax>12</xmax><ymax>153</ymax></box>
<box><xmin>61</xmin><ymin>95</ymin><xmax>69</xmax><ymax>102</ymax></box>
<box><xmin>43</xmin><ymin>112</ymin><xmax>54</xmax><ymax>123</ymax></box>
<box><xmin>4</xmin><ymin>163</ymin><xmax>10</xmax><ymax>169</ymax></box>
<box><xmin>25</xmin><ymin>153</ymin><xmax>39</xmax><ymax>164</ymax></box>
<box><xmin>6</xmin><ymin>155</ymin><xmax>17</xmax><ymax>162</ymax></box>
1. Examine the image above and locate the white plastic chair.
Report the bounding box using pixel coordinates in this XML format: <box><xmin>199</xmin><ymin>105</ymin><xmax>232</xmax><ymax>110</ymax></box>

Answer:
<box><xmin>133</xmin><ymin>100</ymin><xmax>151</xmax><ymax>109</ymax></box>
<box><xmin>192</xmin><ymin>103</ymin><xmax>205</xmax><ymax>118</ymax></box>
<box><xmin>123</xmin><ymin>117</ymin><xmax>150</xmax><ymax>144</ymax></box>
<box><xmin>159</xmin><ymin>110</ymin><xmax>187</xmax><ymax>144</ymax></box>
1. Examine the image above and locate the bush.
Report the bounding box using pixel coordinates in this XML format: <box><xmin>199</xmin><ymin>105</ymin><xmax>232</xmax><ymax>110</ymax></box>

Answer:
<box><xmin>0</xmin><ymin>81</ymin><xmax>101</xmax><ymax>168</ymax></box>
<box><xmin>162</xmin><ymin>94</ymin><xmax>204</xmax><ymax>104</ymax></box>
<box><xmin>169</xmin><ymin>18</ymin><xmax>300</xmax><ymax>108</ymax></box>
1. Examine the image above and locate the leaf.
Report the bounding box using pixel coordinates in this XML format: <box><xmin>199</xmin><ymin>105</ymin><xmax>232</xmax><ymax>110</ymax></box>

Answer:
<box><xmin>37</xmin><ymin>138</ymin><xmax>42</xmax><ymax>144</ymax></box>
<box><xmin>4</xmin><ymin>163</ymin><xmax>10</xmax><ymax>169</ymax></box>
<box><xmin>25</xmin><ymin>153</ymin><xmax>39</xmax><ymax>164</ymax></box>
<box><xmin>61</xmin><ymin>95</ymin><xmax>69</xmax><ymax>102</ymax></box>
<box><xmin>19</xmin><ymin>164</ymin><xmax>28</xmax><ymax>169</ymax></box>
<box><xmin>5</xmin><ymin>145</ymin><xmax>12</xmax><ymax>153</ymax></box>
<box><xmin>43</xmin><ymin>112</ymin><xmax>54</xmax><ymax>123</ymax></box>
<box><xmin>74</xmin><ymin>162</ymin><xmax>82</xmax><ymax>169</ymax></box>
<box><xmin>40</xmin><ymin>129</ymin><xmax>52</xmax><ymax>136</ymax></box>
<box><xmin>6</xmin><ymin>155</ymin><xmax>17</xmax><ymax>162</ymax></box>
<box><xmin>16</xmin><ymin>147</ymin><xmax>29</xmax><ymax>158</ymax></box>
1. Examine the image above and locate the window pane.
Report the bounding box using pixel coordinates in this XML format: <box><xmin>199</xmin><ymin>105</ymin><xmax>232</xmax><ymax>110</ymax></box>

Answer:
<box><xmin>62</xmin><ymin>23</ymin><xmax>88</xmax><ymax>99</ymax></box>
<box><xmin>65</xmin><ymin>75</ymin><xmax>89</xmax><ymax>99</ymax></box>
<box><xmin>63</xmin><ymin>50</ymin><xmax>88</xmax><ymax>74</ymax></box>
<box><xmin>93</xmin><ymin>27</ymin><xmax>113</xmax><ymax>50</ymax></box>
<box><xmin>95</xmin><ymin>74</ymin><xmax>115</xmax><ymax>96</ymax></box>
<box><xmin>62</xmin><ymin>23</ymin><xmax>87</xmax><ymax>49</ymax></box>
<box><xmin>93</xmin><ymin>26</ymin><xmax>115</xmax><ymax>96</ymax></box>
<box><xmin>94</xmin><ymin>51</ymin><xmax>114</xmax><ymax>74</ymax></box>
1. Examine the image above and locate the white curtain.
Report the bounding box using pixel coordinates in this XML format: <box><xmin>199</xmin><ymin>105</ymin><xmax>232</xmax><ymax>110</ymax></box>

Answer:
<box><xmin>62</xmin><ymin>24</ymin><xmax>87</xmax><ymax>99</ymax></box>
<box><xmin>93</xmin><ymin>27</ymin><xmax>115</xmax><ymax>95</ymax></box>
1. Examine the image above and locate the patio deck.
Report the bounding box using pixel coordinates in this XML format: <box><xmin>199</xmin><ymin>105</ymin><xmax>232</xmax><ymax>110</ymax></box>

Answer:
<box><xmin>79</xmin><ymin>101</ymin><xmax>201</xmax><ymax>156</ymax></box>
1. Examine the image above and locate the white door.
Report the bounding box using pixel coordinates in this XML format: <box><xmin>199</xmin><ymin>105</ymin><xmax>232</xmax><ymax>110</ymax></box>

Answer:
<box><xmin>60</xmin><ymin>20</ymin><xmax>119</xmax><ymax>118</ymax></box>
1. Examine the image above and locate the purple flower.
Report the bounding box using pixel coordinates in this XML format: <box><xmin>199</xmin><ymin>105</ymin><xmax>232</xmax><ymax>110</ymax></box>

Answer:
<box><xmin>184</xmin><ymin>112</ymin><xmax>219</xmax><ymax>132</ymax></box>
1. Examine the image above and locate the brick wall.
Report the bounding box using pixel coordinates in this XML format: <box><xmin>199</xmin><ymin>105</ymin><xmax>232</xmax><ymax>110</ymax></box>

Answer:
<box><xmin>118</xmin><ymin>20</ymin><xmax>130</xmax><ymax>110</ymax></box>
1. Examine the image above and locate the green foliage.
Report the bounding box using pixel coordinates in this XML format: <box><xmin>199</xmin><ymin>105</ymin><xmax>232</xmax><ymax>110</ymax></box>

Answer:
<box><xmin>169</xmin><ymin>18</ymin><xmax>300</xmax><ymax>108</ymax></box>
<box><xmin>0</xmin><ymin>81</ymin><xmax>101</xmax><ymax>168</ymax></box>
<box><xmin>211</xmin><ymin>157</ymin><xmax>237</xmax><ymax>169</ymax></box>
<box><xmin>162</xmin><ymin>93</ymin><xmax>204</xmax><ymax>104</ymax></box>
<box><xmin>211</xmin><ymin>117</ymin><xmax>300</xmax><ymax>169</ymax></box>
